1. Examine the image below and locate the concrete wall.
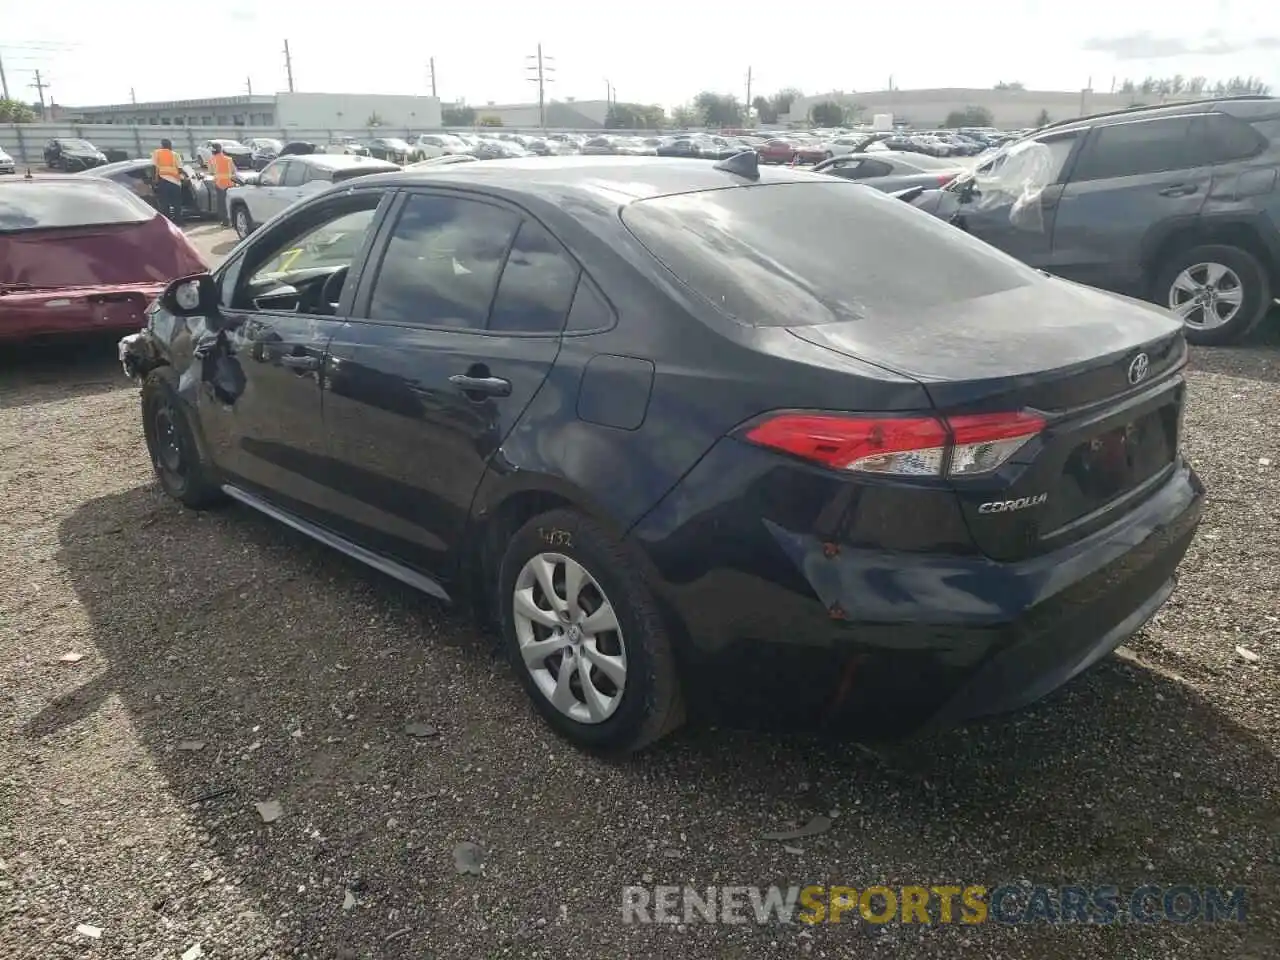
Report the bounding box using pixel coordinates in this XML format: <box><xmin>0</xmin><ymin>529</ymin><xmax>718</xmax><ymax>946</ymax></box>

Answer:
<box><xmin>275</xmin><ymin>93</ymin><xmax>442</xmax><ymax>130</ymax></box>
<box><xmin>474</xmin><ymin>99</ymin><xmax>610</xmax><ymax>129</ymax></box>
<box><xmin>784</xmin><ymin>87</ymin><xmax>1191</xmax><ymax>128</ymax></box>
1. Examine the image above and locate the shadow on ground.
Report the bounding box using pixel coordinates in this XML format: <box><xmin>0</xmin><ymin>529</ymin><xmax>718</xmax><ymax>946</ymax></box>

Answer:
<box><xmin>0</xmin><ymin>335</ymin><xmax>126</xmax><ymax>410</ymax></box>
<box><xmin>22</xmin><ymin>485</ymin><xmax>1280</xmax><ymax>957</ymax></box>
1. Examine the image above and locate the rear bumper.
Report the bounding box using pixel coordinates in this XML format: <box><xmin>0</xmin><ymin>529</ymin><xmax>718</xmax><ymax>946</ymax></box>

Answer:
<box><xmin>0</xmin><ymin>285</ymin><xmax>163</xmax><ymax>343</ymax></box>
<box><xmin>628</xmin><ymin>438</ymin><xmax>1204</xmax><ymax>730</ymax></box>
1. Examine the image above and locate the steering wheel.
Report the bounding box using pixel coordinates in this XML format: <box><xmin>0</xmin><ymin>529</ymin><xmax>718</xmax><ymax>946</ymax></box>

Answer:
<box><xmin>319</xmin><ymin>266</ymin><xmax>349</xmax><ymax>313</ymax></box>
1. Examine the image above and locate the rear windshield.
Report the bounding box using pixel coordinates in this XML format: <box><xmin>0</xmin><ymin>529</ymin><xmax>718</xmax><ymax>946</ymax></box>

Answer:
<box><xmin>621</xmin><ymin>182</ymin><xmax>1036</xmax><ymax>326</ymax></box>
<box><xmin>0</xmin><ymin>180</ymin><xmax>155</xmax><ymax>232</ymax></box>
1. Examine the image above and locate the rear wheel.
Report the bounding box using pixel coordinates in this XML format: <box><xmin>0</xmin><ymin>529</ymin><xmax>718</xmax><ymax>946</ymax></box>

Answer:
<box><xmin>498</xmin><ymin>509</ymin><xmax>685</xmax><ymax>754</ymax></box>
<box><xmin>141</xmin><ymin>373</ymin><xmax>224</xmax><ymax>509</ymax></box>
<box><xmin>231</xmin><ymin>204</ymin><xmax>254</xmax><ymax>240</ymax></box>
<box><xmin>1153</xmin><ymin>243</ymin><xmax>1271</xmax><ymax>345</ymax></box>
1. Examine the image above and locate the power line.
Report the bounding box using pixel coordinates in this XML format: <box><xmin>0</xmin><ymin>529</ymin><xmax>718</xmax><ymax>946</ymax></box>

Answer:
<box><xmin>525</xmin><ymin>44</ymin><xmax>554</xmax><ymax>130</ymax></box>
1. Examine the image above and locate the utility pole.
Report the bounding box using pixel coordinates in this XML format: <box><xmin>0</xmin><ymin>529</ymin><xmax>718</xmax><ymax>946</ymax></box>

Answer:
<box><xmin>525</xmin><ymin>44</ymin><xmax>554</xmax><ymax>129</ymax></box>
<box><xmin>283</xmin><ymin>39</ymin><xmax>295</xmax><ymax>92</ymax></box>
<box><xmin>745</xmin><ymin>66</ymin><xmax>752</xmax><ymax>125</ymax></box>
<box><xmin>130</xmin><ymin>86</ymin><xmax>137</xmax><ymax>104</ymax></box>
<box><xmin>30</xmin><ymin>69</ymin><xmax>49</xmax><ymax>119</ymax></box>
<box><xmin>428</xmin><ymin>57</ymin><xmax>437</xmax><ymax>98</ymax></box>
<box><xmin>246</xmin><ymin>76</ymin><xmax>252</xmax><ymax>95</ymax></box>
<box><xmin>0</xmin><ymin>52</ymin><xmax>9</xmax><ymax>100</ymax></box>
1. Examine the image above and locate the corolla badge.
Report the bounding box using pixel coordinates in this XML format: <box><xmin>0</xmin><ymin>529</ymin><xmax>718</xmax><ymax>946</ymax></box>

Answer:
<box><xmin>978</xmin><ymin>493</ymin><xmax>1048</xmax><ymax>514</ymax></box>
<box><xmin>1127</xmin><ymin>352</ymin><xmax>1150</xmax><ymax>385</ymax></box>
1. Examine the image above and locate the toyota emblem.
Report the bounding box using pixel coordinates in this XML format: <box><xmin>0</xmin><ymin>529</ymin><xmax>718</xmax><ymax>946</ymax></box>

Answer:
<box><xmin>1127</xmin><ymin>352</ymin><xmax>1150</xmax><ymax>385</ymax></box>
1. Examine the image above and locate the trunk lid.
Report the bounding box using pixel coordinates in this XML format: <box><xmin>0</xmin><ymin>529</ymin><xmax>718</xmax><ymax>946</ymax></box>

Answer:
<box><xmin>790</xmin><ymin>280</ymin><xmax>1187</xmax><ymax>562</ymax></box>
<box><xmin>0</xmin><ymin>214</ymin><xmax>206</xmax><ymax>288</ymax></box>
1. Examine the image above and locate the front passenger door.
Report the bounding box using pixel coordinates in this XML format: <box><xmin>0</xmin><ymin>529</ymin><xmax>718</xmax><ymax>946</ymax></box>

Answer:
<box><xmin>248</xmin><ymin>159</ymin><xmax>293</xmax><ymax>222</ymax></box>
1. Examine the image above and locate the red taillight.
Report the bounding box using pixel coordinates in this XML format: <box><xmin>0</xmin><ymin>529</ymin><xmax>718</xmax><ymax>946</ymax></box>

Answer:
<box><xmin>742</xmin><ymin>411</ymin><xmax>1045</xmax><ymax>477</ymax></box>
<box><xmin>937</xmin><ymin>173</ymin><xmax>957</xmax><ymax>186</ymax></box>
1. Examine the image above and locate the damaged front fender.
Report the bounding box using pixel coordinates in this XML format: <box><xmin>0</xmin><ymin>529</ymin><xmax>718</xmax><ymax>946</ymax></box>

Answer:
<box><xmin>118</xmin><ymin>306</ymin><xmax>247</xmax><ymax>407</ymax></box>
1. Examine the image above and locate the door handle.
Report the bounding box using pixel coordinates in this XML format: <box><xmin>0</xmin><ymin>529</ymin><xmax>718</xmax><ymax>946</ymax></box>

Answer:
<box><xmin>449</xmin><ymin>374</ymin><xmax>512</xmax><ymax>398</ymax></box>
<box><xmin>280</xmin><ymin>354</ymin><xmax>321</xmax><ymax>371</ymax></box>
<box><xmin>1158</xmin><ymin>183</ymin><xmax>1198</xmax><ymax>197</ymax></box>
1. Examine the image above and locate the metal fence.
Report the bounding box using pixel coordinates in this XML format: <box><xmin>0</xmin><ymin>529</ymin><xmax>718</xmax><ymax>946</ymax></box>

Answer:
<box><xmin>0</xmin><ymin>123</ymin><xmax>680</xmax><ymax>166</ymax></box>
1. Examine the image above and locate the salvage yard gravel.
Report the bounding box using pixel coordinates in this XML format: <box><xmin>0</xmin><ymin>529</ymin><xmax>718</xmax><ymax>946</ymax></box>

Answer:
<box><xmin>1</xmin><ymin>338</ymin><xmax>1277</xmax><ymax>959</ymax></box>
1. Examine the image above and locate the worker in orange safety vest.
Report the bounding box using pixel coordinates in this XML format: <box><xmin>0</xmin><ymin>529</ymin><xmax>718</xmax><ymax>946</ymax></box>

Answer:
<box><xmin>207</xmin><ymin>143</ymin><xmax>237</xmax><ymax>226</ymax></box>
<box><xmin>151</xmin><ymin>138</ymin><xmax>184</xmax><ymax>224</ymax></box>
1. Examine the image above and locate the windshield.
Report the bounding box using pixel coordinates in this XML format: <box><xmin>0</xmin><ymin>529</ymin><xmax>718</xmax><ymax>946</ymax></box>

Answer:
<box><xmin>58</xmin><ymin>139</ymin><xmax>96</xmax><ymax>151</ymax></box>
<box><xmin>0</xmin><ymin>180</ymin><xmax>155</xmax><ymax>232</ymax></box>
<box><xmin>216</xmin><ymin>140</ymin><xmax>247</xmax><ymax>150</ymax></box>
<box><xmin>622</xmin><ymin>182</ymin><xmax>1035</xmax><ymax>327</ymax></box>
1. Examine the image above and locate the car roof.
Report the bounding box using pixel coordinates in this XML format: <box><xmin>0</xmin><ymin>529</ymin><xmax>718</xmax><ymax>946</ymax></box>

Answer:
<box><xmin>355</xmin><ymin>155</ymin><xmax>835</xmax><ymax>203</ymax></box>
<box><xmin>1038</xmin><ymin>94</ymin><xmax>1280</xmax><ymax>134</ymax></box>
<box><xmin>292</xmin><ymin>154</ymin><xmax>400</xmax><ymax>172</ymax></box>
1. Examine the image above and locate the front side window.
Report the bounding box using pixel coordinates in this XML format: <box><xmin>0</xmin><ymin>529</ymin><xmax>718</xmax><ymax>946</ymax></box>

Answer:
<box><xmin>258</xmin><ymin>160</ymin><xmax>287</xmax><ymax>187</ymax></box>
<box><xmin>282</xmin><ymin>162</ymin><xmax>308</xmax><ymax>187</ymax></box>
<box><xmin>366</xmin><ymin>194</ymin><xmax>520</xmax><ymax>329</ymax></box>
<box><xmin>232</xmin><ymin>198</ymin><xmax>382</xmax><ymax>311</ymax></box>
<box><xmin>1070</xmin><ymin>117</ymin><xmax>1195</xmax><ymax>181</ymax></box>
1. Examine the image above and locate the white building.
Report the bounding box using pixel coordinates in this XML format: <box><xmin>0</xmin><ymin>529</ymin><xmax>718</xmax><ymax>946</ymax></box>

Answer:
<box><xmin>68</xmin><ymin>92</ymin><xmax>442</xmax><ymax>131</ymax></box>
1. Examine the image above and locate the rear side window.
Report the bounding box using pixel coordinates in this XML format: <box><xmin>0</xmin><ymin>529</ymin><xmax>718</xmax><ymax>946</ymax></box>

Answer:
<box><xmin>565</xmin><ymin>275</ymin><xmax>615</xmax><ymax>332</ymax></box>
<box><xmin>1192</xmin><ymin>113</ymin><xmax>1267</xmax><ymax>164</ymax></box>
<box><xmin>0</xmin><ymin>180</ymin><xmax>155</xmax><ymax>231</ymax></box>
<box><xmin>487</xmin><ymin>220</ymin><xmax>580</xmax><ymax>333</ymax></box>
<box><xmin>622</xmin><ymin>182</ymin><xmax>1036</xmax><ymax>327</ymax></box>
<box><xmin>367</xmin><ymin>194</ymin><xmax>519</xmax><ymax>328</ymax></box>
<box><xmin>1070</xmin><ymin>117</ymin><xmax>1195</xmax><ymax>181</ymax></box>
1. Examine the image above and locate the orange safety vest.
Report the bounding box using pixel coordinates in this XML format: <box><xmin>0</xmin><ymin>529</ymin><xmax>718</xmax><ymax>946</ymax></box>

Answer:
<box><xmin>209</xmin><ymin>152</ymin><xmax>236</xmax><ymax>189</ymax></box>
<box><xmin>152</xmin><ymin>147</ymin><xmax>181</xmax><ymax>182</ymax></box>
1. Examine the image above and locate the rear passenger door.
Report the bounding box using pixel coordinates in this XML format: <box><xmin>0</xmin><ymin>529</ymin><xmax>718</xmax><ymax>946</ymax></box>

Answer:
<box><xmin>1048</xmin><ymin>116</ymin><xmax>1211</xmax><ymax>296</ymax></box>
<box><xmin>320</xmin><ymin>191</ymin><xmax>581</xmax><ymax>575</ymax></box>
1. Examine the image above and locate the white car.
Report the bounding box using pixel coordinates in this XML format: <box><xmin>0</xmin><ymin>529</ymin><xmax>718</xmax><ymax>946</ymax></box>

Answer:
<box><xmin>195</xmin><ymin>139</ymin><xmax>253</xmax><ymax>170</ymax></box>
<box><xmin>225</xmin><ymin>153</ymin><xmax>400</xmax><ymax>239</ymax></box>
<box><xmin>819</xmin><ymin>135</ymin><xmax>871</xmax><ymax>158</ymax></box>
<box><xmin>407</xmin><ymin>133</ymin><xmax>469</xmax><ymax>161</ymax></box>
<box><xmin>0</xmin><ymin>145</ymin><xmax>14</xmax><ymax>175</ymax></box>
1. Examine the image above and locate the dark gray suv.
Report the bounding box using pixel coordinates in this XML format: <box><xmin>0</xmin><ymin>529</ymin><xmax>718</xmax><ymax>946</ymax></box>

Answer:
<box><xmin>912</xmin><ymin>96</ymin><xmax>1280</xmax><ymax>345</ymax></box>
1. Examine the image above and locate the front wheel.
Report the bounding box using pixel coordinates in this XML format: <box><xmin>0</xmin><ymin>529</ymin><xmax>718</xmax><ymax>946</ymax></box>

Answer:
<box><xmin>498</xmin><ymin>509</ymin><xmax>685</xmax><ymax>753</ymax></box>
<box><xmin>231</xmin><ymin>204</ymin><xmax>254</xmax><ymax>239</ymax></box>
<box><xmin>1153</xmin><ymin>244</ymin><xmax>1271</xmax><ymax>346</ymax></box>
<box><xmin>141</xmin><ymin>373</ymin><xmax>225</xmax><ymax>509</ymax></box>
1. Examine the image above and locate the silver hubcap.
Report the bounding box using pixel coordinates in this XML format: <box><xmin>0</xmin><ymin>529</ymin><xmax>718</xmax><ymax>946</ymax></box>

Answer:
<box><xmin>1168</xmin><ymin>262</ymin><xmax>1245</xmax><ymax>331</ymax></box>
<box><xmin>235</xmin><ymin>210</ymin><xmax>248</xmax><ymax>236</ymax></box>
<box><xmin>513</xmin><ymin>553</ymin><xmax>627</xmax><ymax>724</ymax></box>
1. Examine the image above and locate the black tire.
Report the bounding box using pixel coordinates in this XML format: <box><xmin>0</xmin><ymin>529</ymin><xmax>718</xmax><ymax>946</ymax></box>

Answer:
<box><xmin>141</xmin><ymin>372</ymin><xmax>225</xmax><ymax>509</ymax></box>
<box><xmin>1151</xmin><ymin>243</ymin><xmax>1272</xmax><ymax>346</ymax></box>
<box><xmin>231</xmin><ymin>203</ymin><xmax>254</xmax><ymax>239</ymax></box>
<box><xmin>498</xmin><ymin>509</ymin><xmax>685</xmax><ymax>754</ymax></box>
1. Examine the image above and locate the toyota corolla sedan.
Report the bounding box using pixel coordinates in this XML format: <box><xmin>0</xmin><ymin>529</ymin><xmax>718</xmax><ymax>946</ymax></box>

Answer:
<box><xmin>118</xmin><ymin>153</ymin><xmax>1203</xmax><ymax>753</ymax></box>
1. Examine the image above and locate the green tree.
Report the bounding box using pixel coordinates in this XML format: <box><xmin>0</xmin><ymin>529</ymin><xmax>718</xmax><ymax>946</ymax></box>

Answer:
<box><xmin>606</xmin><ymin>102</ymin><xmax>666</xmax><ymax>129</ymax></box>
<box><xmin>693</xmin><ymin>91</ymin><xmax>743</xmax><ymax>127</ymax></box>
<box><xmin>770</xmin><ymin>88</ymin><xmax>803</xmax><ymax>119</ymax></box>
<box><xmin>442</xmin><ymin>104</ymin><xmax>476</xmax><ymax>126</ymax></box>
<box><xmin>945</xmin><ymin>105</ymin><xmax>995</xmax><ymax>127</ymax></box>
<box><xmin>809</xmin><ymin>101</ymin><xmax>845</xmax><ymax>126</ymax></box>
<box><xmin>366</xmin><ymin>112</ymin><xmax>386</xmax><ymax>127</ymax></box>
<box><xmin>1034</xmin><ymin>108</ymin><xmax>1051</xmax><ymax>127</ymax></box>
<box><xmin>478</xmin><ymin>114</ymin><xmax>503</xmax><ymax>127</ymax></box>
<box><xmin>0</xmin><ymin>98</ymin><xmax>36</xmax><ymax>123</ymax></box>
<box><xmin>670</xmin><ymin>103</ymin><xmax>699</xmax><ymax>128</ymax></box>
<box><xmin>752</xmin><ymin>96</ymin><xmax>777</xmax><ymax>124</ymax></box>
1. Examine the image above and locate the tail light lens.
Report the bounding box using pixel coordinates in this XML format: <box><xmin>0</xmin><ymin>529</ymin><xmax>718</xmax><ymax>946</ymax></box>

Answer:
<box><xmin>742</xmin><ymin>411</ymin><xmax>1045</xmax><ymax>477</ymax></box>
<box><xmin>937</xmin><ymin>173</ymin><xmax>957</xmax><ymax>186</ymax></box>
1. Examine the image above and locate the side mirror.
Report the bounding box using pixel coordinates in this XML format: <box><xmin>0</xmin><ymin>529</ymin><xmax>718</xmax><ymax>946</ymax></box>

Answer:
<box><xmin>160</xmin><ymin>273</ymin><xmax>218</xmax><ymax>317</ymax></box>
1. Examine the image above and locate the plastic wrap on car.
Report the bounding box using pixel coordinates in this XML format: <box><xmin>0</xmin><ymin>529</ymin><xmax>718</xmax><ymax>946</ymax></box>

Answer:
<box><xmin>968</xmin><ymin>139</ymin><xmax>1060</xmax><ymax>233</ymax></box>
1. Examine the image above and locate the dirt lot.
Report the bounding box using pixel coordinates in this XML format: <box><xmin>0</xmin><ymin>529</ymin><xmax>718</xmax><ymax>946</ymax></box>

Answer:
<box><xmin>1</xmin><ymin>312</ymin><xmax>1278</xmax><ymax>958</ymax></box>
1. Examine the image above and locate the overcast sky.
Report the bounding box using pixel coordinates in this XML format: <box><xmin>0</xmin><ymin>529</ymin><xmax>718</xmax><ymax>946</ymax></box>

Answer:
<box><xmin>3</xmin><ymin>0</ymin><xmax>1277</xmax><ymax>110</ymax></box>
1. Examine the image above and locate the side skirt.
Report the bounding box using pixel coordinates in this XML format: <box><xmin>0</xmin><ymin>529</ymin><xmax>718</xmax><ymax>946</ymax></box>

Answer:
<box><xmin>221</xmin><ymin>484</ymin><xmax>453</xmax><ymax>603</ymax></box>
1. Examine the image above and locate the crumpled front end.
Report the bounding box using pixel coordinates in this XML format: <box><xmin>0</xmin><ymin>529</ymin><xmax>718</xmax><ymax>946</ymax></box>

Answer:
<box><xmin>118</xmin><ymin>305</ymin><xmax>246</xmax><ymax>408</ymax></box>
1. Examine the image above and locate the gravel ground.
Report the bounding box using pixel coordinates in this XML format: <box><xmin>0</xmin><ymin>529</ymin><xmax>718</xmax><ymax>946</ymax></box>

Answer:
<box><xmin>1</xmin><ymin>305</ymin><xmax>1278</xmax><ymax>958</ymax></box>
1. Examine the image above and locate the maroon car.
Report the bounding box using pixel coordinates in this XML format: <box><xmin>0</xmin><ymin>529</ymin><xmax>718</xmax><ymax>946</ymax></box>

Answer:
<box><xmin>0</xmin><ymin>174</ymin><xmax>207</xmax><ymax>343</ymax></box>
<box><xmin>757</xmin><ymin>139</ymin><xmax>828</xmax><ymax>165</ymax></box>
